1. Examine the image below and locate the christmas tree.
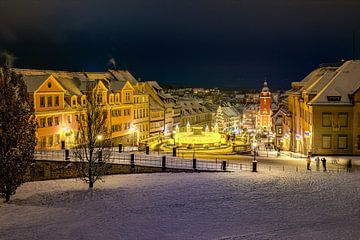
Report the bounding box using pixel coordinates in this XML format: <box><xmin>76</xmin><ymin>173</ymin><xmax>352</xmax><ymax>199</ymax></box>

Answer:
<box><xmin>215</xmin><ymin>106</ymin><xmax>225</xmax><ymax>133</ymax></box>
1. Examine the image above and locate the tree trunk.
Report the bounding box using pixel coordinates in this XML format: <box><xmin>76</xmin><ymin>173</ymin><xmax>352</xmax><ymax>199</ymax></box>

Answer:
<box><xmin>89</xmin><ymin>180</ymin><xmax>94</xmax><ymax>188</ymax></box>
<box><xmin>5</xmin><ymin>193</ymin><xmax>10</xmax><ymax>202</ymax></box>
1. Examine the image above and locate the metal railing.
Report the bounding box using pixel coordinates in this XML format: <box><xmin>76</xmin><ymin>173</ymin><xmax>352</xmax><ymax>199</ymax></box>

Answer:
<box><xmin>33</xmin><ymin>149</ymin><xmax>358</xmax><ymax>173</ymax></box>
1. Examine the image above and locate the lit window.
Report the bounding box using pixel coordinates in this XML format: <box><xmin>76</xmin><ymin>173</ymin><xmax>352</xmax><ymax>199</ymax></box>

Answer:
<box><xmin>338</xmin><ymin>135</ymin><xmax>348</xmax><ymax>149</ymax></box>
<box><xmin>322</xmin><ymin>135</ymin><xmax>331</xmax><ymax>149</ymax></box>
<box><xmin>338</xmin><ymin>113</ymin><xmax>348</xmax><ymax>127</ymax></box>
<box><xmin>322</xmin><ymin>113</ymin><xmax>332</xmax><ymax>127</ymax></box>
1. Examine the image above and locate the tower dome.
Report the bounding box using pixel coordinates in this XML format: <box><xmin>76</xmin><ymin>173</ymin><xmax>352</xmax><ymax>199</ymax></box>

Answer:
<box><xmin>262</xmin><ymin>79</ymin><xmax>270</xmax><ymax>92</ymax></box>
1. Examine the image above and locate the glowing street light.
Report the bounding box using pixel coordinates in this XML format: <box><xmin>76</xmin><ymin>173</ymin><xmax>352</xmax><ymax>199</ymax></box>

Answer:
<box><xmin>97</xmin><ymin>135</ymin><xmax>103</xmax><ymax>141</ymax></box>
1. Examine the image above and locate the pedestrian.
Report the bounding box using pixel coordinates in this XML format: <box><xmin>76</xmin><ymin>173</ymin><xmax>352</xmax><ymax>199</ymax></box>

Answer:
<box><xmin>306</xmin><ymin>156</ymin><xmax>311</xmax><ymax>171</ymax></box>
<box><xmin>321</xmin><ymin>157</ymin><xmax>327</xmax><ymax>172</ymax></box>
<box><xmin>315</xmin><ymin>156</ymin><xmax>320</xmax><ymax>171</ymax></box>
<box><xmin>347</xmin><ymin>159</ymin><xmax>352</xmax><ymax>173</ymax></box>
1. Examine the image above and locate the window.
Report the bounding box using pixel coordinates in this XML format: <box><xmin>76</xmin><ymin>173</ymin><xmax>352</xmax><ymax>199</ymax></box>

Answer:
<box><xmin>322</xmin><ymin>113</ymin><xmax>332</xmax><ymax>127</ymax></box>
<box><xmin>338</xmin><ymin>135</ymin><xmax>348</xmax><ymax>149</ymax></box>
<box><xmin>82</xmin><ymin>98</ymin><xmax>86</xmax><ymax>106</ymax></box>
<box><xmin>47</xmin><ymin>117</ymin><xmax>53</xmax><ymax>127</ymax></box>
<box><xmin>327</xmin><ymin>96</ymin><xmax>341</xmax><ymax>102</ymax></box>
<box><xmin>54</xmin><ymin>116</ymin><xmax>59</xmax><ymax>126</ymax></box>
<box><xmin>111</xmin><ymin>124</ymin><xmax>122</xmax><ymax>132</ymax></box>
<box><xmin>40</xmin><ymin>118</ymin><xmax>46</xmax><ymax>128</ymax></box>
<box><xmin>40</xmin><ymin>96</ymin><xmax>45</xmax><ymax>107</ymax></box>
<box><xmin>47</xmin><ymin>136</ymin><xmax>53</xmax><ymax>146</ymax></box>
<box><xmin>68</xmin><ymin>115</ymin><xmax>72</xmax><ymax>124</ymax></box>
<box><xmin>338</xmin><ymin>113</ymin><xmax>348</xmax><ymax>127</ymax></box>
<box><xmin>322</xmin><ymin>135</ymin><xmax>331</xmax><ymax>149</ymax></box>
<box><xmin>72</xmin><ymin>99</ymin><xmax>77</xmax><ymax>106</ymax></box>
<box><xmin>125</xmin><ymin>92</ymin><xmax>130</xmax><ymax>102</ymax></box>
<box><xmin>55</xmin><ymin>134</ymin><xmax>60</xmax><ymax>145</ymax></box>
<box><xmin>55</xmin><ymin>96</ymin><xmax>59</xmax><ymax>107</ymax></box>
<box><xmin>97</xmin><ymin>93</ymin><xmax>103</xmax><ymax>104</ymax></box>
<box><xmin>47</xmin><ymin>96</ymin><xmax>52</xmax><ymax>107</ymax></box>
<box><xmin>48</xmin><ymin>82</ymin><xmax>52</xmax><ymax>88</ymax></box>
<box><xmin>40</xmin><ymin>137</ymin><xmax>46</xmax><ymax>148</ymax></box>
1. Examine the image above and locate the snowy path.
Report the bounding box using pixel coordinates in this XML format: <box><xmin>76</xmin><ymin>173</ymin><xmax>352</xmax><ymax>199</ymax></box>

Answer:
<box><xmin>1</xmin><ymin>172</ymin><xmax>360</xmax><ymax>240</ymax></box>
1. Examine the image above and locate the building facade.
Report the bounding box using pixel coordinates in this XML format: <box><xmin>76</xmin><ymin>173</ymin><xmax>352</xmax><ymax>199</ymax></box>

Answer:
<box><xmin>284</xmin><ymin>60</ymin><xmax>360</xmax><ymax>156</ymax></box>
<box><xmin>257</xmin><ymin>80</ymin><xmax>272</xmax><ymax>131</ymax></box>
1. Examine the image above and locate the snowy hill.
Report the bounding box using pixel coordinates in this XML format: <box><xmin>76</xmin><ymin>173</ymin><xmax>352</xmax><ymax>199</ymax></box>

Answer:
<box><xmin>1</xmin><ymin>172</ymin><xmax>360</xmax><ymax>239</ymax></box>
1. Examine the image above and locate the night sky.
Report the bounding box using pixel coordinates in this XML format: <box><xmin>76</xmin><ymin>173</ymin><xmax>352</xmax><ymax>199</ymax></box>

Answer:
<box><xmin>0</xmin><ymin>0</ymin><xmax>359</xmax><ymax>89</ymax></box>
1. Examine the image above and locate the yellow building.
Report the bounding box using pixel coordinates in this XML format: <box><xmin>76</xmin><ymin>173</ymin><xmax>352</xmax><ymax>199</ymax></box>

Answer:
<box><xmin>285</xmin><ymin>60</ymin><xmax>360</xmax><ymax>156</ymax></box>
<box><xmin>133</xmin><ymin>83</ymin><xmax>150</xmax><ymax>143</ymax></box>
<box><xmin>14</xmin><ymin>68</ymin><xmax>146</xmax><ymax>149</ymax></box>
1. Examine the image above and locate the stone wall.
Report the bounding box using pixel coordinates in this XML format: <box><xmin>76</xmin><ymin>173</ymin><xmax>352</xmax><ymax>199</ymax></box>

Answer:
<box><xmin>25</xmin><ymin>160</ymin><xmax>193</xmax><ymax>182</ymax></box>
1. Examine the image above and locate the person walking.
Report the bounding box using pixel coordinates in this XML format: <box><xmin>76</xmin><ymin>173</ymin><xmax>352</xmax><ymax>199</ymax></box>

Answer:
<box><xmin>315</xmin><ymin>156</ymin><xmax>320</xmax><ymax>171</ymax></box>
<box><xmin>306</xmin><ymin>156</ymin><xmax>311</xmax><ymax>171</ymax></box>
<box><xmin>321</xmin><ymin>157</ymin><xmax>327</xmax><ymax>172</ymax></box>
<box><xmin>347</xmin><ymin>159</ymin><xmax>352</xmax><ymax>173</ymax></box>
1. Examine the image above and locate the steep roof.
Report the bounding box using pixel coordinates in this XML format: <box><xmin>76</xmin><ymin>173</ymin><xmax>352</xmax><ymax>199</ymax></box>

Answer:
<box><xmin>22</xmin><ymin>75</ymin><xmax>50</xmax><ymax>93</ymax></box>
<box><xmin>108</xmin><ymin>70</ymin><xmax>138</xmax><ymax>85</ymax></box>
<box><xmin>309</xmin><ymin>60</ymin><xmax>360</xmax><ymax>106</ymax></box>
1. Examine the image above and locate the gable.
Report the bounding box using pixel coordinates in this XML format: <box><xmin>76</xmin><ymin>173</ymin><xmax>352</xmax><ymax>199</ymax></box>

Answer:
<box><xmin>36</xmin><ymin>75</ymin><xmax>66</xmax><ymax>93</ymax></box>
<box><xmin>122</xmin><ymin>81</ymin><xmax>134</xmax><ymax>91</ymax></box>
<box><xmin>96</xmin><ymin>80</ymin><xmax>108</xmax><ymax>92</ymax></box>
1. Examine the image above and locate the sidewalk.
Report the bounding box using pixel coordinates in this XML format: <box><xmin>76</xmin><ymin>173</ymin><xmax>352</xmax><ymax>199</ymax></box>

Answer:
<box><xmin>257</xmin><ymin>149</ymin><xmax>360</xmax><ymax>166</ymax></box>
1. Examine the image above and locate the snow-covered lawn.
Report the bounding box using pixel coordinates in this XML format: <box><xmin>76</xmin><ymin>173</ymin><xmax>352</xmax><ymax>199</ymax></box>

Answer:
<box><xmin>1</xmin><ymin>171</ymin><xmax>360</xmax><ymax>240</ymax></box>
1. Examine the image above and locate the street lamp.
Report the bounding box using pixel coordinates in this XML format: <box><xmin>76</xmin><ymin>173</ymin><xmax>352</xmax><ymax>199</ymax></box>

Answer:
<box><xmin>97</xmin><ymin>134</ymin><xmax>103</xmax><ymax>141</ymax></box>
<box><xmin>252</xmin><ymin>141</ymin><xmax>257</xmax><ymax>172</ymax></box>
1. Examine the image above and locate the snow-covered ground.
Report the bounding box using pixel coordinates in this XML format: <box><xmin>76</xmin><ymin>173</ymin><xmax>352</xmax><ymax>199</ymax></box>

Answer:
<box><xmin>1</xmin><ymin>171</ymin><xmax>360</xmax><ymax>240</ymax></box>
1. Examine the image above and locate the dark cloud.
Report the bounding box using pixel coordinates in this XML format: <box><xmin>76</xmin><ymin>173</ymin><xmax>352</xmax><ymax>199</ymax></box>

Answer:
<box><xmin>0</xmin><ymin>0</ymin><xmax>359</xmax><ymax>88</ymax></box>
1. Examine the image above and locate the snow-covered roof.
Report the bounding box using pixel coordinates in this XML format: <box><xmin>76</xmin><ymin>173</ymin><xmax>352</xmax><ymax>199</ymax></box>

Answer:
<box><xmin>309</xmin><ymin>60</ymin><xmax>360</xmax><ymax>106</ymax></box>
<box><xmin>22</xmin><ymin>75</ymin><xmax>50</xmax><ymax>93</ymax></box>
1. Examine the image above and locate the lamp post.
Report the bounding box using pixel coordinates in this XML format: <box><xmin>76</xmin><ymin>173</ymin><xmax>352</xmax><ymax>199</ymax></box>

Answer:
<box><xmin>252</xmin><ymin>141</ymin><xmax>257</xmax><ymax>172</ymax></box>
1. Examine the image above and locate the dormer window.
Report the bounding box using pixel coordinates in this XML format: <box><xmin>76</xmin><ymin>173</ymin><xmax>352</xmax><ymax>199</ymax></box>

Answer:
<box><xmin>327</xmin><ymin>96</ymin><xmax>341</xmax><ymax>102</ymax></box>
<box><xmin>81</xmin><ymin>96</ymin><xmax>86</xmax><ymax>106</ymax></box>
<box><xmin>71</xmin><ymin>96</ymin><xmax>77</xmax><ymax>107</ymax></box>
<box><xmin>110</xmin><ymin>94</ymin><xmax>114</xmax><ymax>104</ymax></box>
<box><xmin>97</xmin><ymin>93</ymin><xmax>103</xmax><ymax>104</ymax></box>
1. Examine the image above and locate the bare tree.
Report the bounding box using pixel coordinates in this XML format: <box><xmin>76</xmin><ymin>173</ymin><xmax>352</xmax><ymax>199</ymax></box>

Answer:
<box><xmin>73</xmin><ymin>81</ymin><xmax>112</xmax><ymax>188</ymax></box>
<box><xmin>0</xmin><ymin>66</ymin><xmax>37</xmax><ymax>202</ymax></box>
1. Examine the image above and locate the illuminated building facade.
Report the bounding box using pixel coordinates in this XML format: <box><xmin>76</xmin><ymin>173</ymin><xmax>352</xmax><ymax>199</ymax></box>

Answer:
<box><xmin>284</xmin><ymin>60</ymin><xmax>360</xmax><ymax>156</ymax></box>
<box><xmin>257</xmin><ymin>80</ymin><xmax>272</xmax><ymax>131</ymax></box>
<box><xmin>14</xmin><ymin>68</ymin><xmax>146</xmax><ymax>149</ymax></box>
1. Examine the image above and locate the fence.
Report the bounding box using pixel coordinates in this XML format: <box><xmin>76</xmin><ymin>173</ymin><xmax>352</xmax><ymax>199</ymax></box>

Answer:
<box><xmin>34</xmin><ymin>149</ymin><xmax>357</xmax><ymax>174</ymax></box>
<box><xmin>34</xmin><ymin>149</ymin><xmax>253</xmax><ymax>172</ymax></box>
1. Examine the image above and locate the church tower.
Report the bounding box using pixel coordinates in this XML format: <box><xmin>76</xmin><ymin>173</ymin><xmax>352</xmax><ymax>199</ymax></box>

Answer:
<box><xmin>259</xmin><ymin>80</ymin><xmax>272</xmax><ymax>130</ymax></box>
